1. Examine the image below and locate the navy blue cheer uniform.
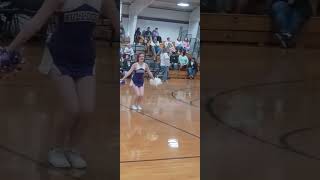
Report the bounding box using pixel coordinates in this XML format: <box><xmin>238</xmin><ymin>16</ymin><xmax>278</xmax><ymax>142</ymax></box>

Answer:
<box><xmin>46</xmin><ymin>1</ymin><xmax>101</xmax><ymax>79</ymax></box>
<box><xmin>132</xmin><ymin>63</ymin><xmax>146</xmax><ymax>87</ymax></box>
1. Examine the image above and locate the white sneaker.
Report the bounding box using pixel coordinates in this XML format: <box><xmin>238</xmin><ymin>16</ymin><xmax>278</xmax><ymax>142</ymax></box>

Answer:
<box><xmin>131</xmin><ymin>105</ymin><xmax>138</xmax><ymax>110</ymax></box>
<box><xmin>137</xmin><ymin>105</ymin><xmax>142</xmax><ymax>110</ymax></box>
<box><xmin>48</xmin><ymin>148</ymin><xmax>71</xmax><ymax>168</ymax></box>
<box><xmin>65</xmin><ymin>150</ymin><xmax>87</xmax><ymax>169</ymax></box>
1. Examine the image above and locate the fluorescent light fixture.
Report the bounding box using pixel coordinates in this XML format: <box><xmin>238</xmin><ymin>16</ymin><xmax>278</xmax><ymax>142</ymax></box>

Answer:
<box><xmin>177</xmin><ymin>2</ymin><xmax>190</xmax><ymax>7</ymax></box>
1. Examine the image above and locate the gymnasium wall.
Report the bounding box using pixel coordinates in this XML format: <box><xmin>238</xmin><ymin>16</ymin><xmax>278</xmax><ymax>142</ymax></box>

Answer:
<box><xmin>121</xmin><ymin>4</ymin><xmax>191</xmax><ymax>41</ymax></box>
<box><xmin>122</xmin><ymin>17</ymin><xmax>189</xmax><ymax>41</ymax></box>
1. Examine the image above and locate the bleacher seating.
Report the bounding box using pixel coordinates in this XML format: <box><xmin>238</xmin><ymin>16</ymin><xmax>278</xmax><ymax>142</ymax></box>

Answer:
<box><xmin>201</xmin><ymin>13</ymin><xmax>320</xmax><ymax>48</ymax></box>
<box><xmin>120</xmin><ymin>39</ymin><xmax>200</xmax><ymax>80</ymax></box>
<box><xmin>134</xmin><ymin>44</ymin><xmax>145</xmax><ymax>55</ymax></box>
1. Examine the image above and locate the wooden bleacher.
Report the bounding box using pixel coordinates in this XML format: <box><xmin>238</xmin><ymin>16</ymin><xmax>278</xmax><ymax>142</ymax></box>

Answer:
<box><xmin>201</xmin><ymin>13</ymin><xmax>320</xmax><ymax>48</ymax></box>
<box><xmin>169</xmin><ymin>70</ymin><xmax>200</xmax><ymax>80</ymax></box>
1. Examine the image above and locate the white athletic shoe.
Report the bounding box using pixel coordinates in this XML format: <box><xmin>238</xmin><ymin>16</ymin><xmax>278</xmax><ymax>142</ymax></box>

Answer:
<box><xmin>65</xmin><ymin>150</ymin><xmax>87</xmax><ymax>169</ymax></box>
<box><xmin>131</xmin><ymin>105</ymin><xmax>138</xmax><ymax>110</ymax></box>
<box><xmin>137</xmin><ymin>105</ymin><xmax>142</xmax><ymax>110</ymax></box>
<box><xmin>48</xmin><ymin>148</ymin><xmax>71</xmax><ymax>168</ymax></box>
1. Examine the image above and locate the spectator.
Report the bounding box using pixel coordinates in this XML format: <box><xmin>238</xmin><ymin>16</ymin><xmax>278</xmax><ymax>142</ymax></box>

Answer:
<box><xmin>175</xmin><ymin>38</ymin><xmax>183</xmax><ymax>51</ymax></box>
<box><xmin>164</xmin><ymin>37</ymin><xmax>171</xmax><ymax>47</ymax></box>
<box><xmin>187</xmin><ymin>58</ymin><xmax>198</xmax><ymax>79</ymax></box>
<box><xmin>170</xmin><ymin>51</ymin><xmax>179</xmax><ymax>70</ymax></box>
<box><xmin>134</xmin><ymin>27</ymin><xmax>142</xmax><ymax>44</ymax></box>
<box><xmin>165</xmin><ymin>37</ymin><xmax>175</xmax><ymax>53</ymax></box>
<box><xmin>152</xmin><ymin>28</ymin><xmax>159</xmax><ymax>40</ymax></box>
<box><xmin>149</xmin><ymin>38</ymin><xmax>160</xmax><ymax>60</ymax></box>
<box><xmin>183</xmin><ymin>38</ymin><xmax>190</xmax><ymax>52</ymax></box>
<box><xmin>124</xmin><ymin>44</ymin><xmax>134</xmax><ymax>60</ymax></box>
<box><xmin>121</xmin><ymin>58</ymin><xmax>132</xmax><ymax>77</ymax></box>
<box><xmin>157</xmin><ymin>35</ymin><xmax>162</xmax><ymax>43</ymax></box>
<box><xmin>144</xmin><ymin>27</ymin><xmax>152</xmax><ymax>39</ymax></box>
<box><xmin>160</xmin><ymin>48</ymin><xmax>170</xmax><ymax>82</ymax></box>
<box><xmin>152</xmin><ymin>37</ymin><xmax>160</xmax><ymax>55</ymax></box>
<box><xmin>179</xmin><ymin>50</ymin><xmax>189</xmax><ymax>70</ymax></box>
<box><xmin>270</xmin><ymin>0</ymin><xmax>313</xmax><ymax>48</ymax></box>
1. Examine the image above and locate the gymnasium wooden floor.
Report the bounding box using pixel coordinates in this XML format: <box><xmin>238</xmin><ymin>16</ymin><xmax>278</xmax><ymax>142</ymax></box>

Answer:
<box><xmin>203</xmin><ymin>44</ymin><xmax>320</xmax><ymax>179</ymax></box>
<box><xmin>120</xmin><ymin>79</ymin><xmax>200</xmax><ymax>180</ymax></box>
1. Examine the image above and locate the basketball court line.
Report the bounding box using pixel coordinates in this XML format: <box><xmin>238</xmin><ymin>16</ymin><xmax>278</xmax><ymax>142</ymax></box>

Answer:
<box><xmin>206</xmin><ymin>79</ymin><xmax>320</xmax><ymax>162</ymax></box>
<box><xmin>120</xmin><ymin>156</ymin><xmax>200</xmax><ymax>164</ymax></box>
<box><xmin>120</xmin><ymin>104</ymin><xmax>200</xmax><ymax>139</ymax></box>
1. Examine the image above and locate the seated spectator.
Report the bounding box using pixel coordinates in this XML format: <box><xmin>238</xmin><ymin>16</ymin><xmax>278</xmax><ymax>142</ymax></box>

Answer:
<box><xmin>183</xmin><ymin>38</ymin><xmax>191</xmax><ymax>52</ymax></box>
<box><xmin>152</xmin><ymin>27</ymin><xmax>159</xmax><ymax>40</ymax></box>
<box><xmin>124</xmin><ymin>44</ymin><xmax>134</xmax><ymax>60</ymax></box>
<box><xmin>179</xmin><ymin>50</ymin><xmax>189</xmax><ymax>70</ymax></box>
<box><xmin>121</xmin><ymin>58</ymin><xmax>132</xmax><ymax>77</ymax></box>
<box><xmin>157</xmin><ymin>36</ymin><xmax>162</xmax><ymax>43</ymax></box>
<box><xmin>149</xmin><ymin>38</ymin><xmax>160</xmax><ymax>60</ymax></box>
<box><xmin>170</xmin><ymin>51</ymin><xmax>179</xmax><ymax>70</ymax></box>
<box><xmin>165</xmin><ymin>37</ymin><xmax>175</xmax><ymax>54</ymax></box>
<box><xmin>164</xmin><ymin>37</ymin><xmax>171</xmax><ymax>47</ymax></box>
<box><xmin>270</xmin><ymin>0</ymin><xmax>313</xmax><ymax>48</ymax></box>
<box><xmin>175</xmin><ymin>38</ymin><xmax>183</xmax><ymax>52</ymax></box>
<box><xmin>144</xmin><ymin>27</ymin><xmax>152</xmax><ymax>39</ymax></box>
<box><xmin>187</xmin><ymin>58</ymin><xmax>198</xmax><ymax>79</ymax></box>
<box><xmin>152</xmin><ymin>37</ymin><xmax>161</xmax><ymax>55</ymax></box>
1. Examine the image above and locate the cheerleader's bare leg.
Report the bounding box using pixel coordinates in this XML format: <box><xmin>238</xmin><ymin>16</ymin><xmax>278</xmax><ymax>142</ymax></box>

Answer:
<box><xmin>131</xmin><ymin>85</ymin><xmax>141</xmax><ymax>110</ymax></box>
<box><xmin>137</xmin><ymin>86</ymin><xmax>144</xmax><ymax>109</ymax></box>
<box><xmin>69</xmin><ymin>75</ymin><xmax>96</xmax><ymax>149</ymax></box>
<box><xmin>49</xmin><ymin>67</ymin><xmax>80</xmax><ymax>150</ymax></box>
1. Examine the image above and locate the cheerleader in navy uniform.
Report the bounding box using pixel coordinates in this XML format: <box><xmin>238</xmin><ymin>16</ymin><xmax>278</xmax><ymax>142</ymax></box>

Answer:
<box><xmin>5</xmin><ymin>0</ymin><xmax>119</xmax><ymax>169</ymax></box>
<box><xmin>121</xmin><ymin>53</ymin><xmax>154</xmax><ymax>110</ymax></box>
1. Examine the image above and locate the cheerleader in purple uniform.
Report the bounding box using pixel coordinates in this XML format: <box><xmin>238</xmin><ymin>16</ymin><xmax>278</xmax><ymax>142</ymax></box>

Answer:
<box><xmin>4</xmin><ymin>0</ymin><xmax>119</xmax><ymax>169</ymax></box>
<box><xmin>121</xmin><ymin>53</ymin><xmax>154</xmax><ymax>110</ymax></box>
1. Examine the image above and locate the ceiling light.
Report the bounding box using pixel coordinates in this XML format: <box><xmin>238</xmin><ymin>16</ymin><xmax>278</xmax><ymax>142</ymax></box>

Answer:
<box><xmin>168</xmin><ymin>139</ymin><xmax>179</xmax><ymax>149</ymax></box>
<box><xmin>177</xmin><ymin>2</ymin><xmax>190</xmax><ymax>7</ymax></box>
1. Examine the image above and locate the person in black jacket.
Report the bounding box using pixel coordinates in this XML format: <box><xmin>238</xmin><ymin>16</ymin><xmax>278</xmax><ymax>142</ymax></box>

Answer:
<box><xmin>270</xmin><ymin>0</ymin><xmax>313</xmax><ymax>48</ymax></box>
<box><xmin>187</xmin><ymin>58</ymin><xmax>198</xmax><ymax>79</ymax></box>
<box><xmin>134</xmin><ymin>27</ymin><xmax>142</xmax><ymax>44</ymax></box>
<box><xmin>170</xmin><ymin>51</ymin><xmax>179</xmax><ymax>70</ymax></box>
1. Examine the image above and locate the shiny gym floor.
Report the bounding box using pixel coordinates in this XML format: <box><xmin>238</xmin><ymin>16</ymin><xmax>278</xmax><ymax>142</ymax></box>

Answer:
<box><xmin>0</xmin><ymin>43</ymin><xmax>200</xmax><ymax>179</ymax></box>
<box><xmin>120</xmin><ymin>79</ymin><xmax>200</xmax><ymax>180</ymax></box>
<box><xmin>203</xmin><ymin>44</ymin><xmax>320</xmax><ymax>180</ymax></box>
